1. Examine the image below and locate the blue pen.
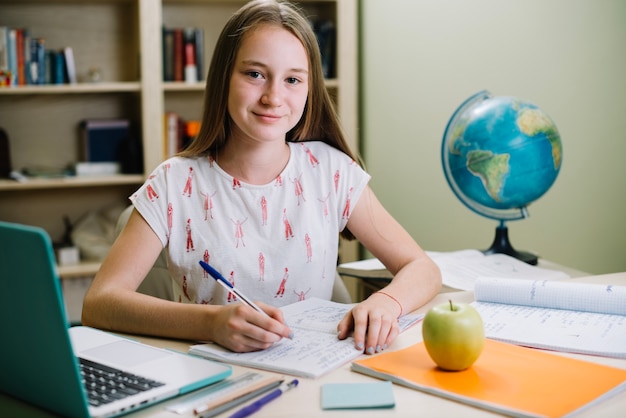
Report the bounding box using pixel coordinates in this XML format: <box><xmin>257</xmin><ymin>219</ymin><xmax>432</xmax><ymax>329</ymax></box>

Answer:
<box><xmin>229</xmin><ymin>379</ymin><xmax>299</xmax><ymax>418</ymax></box>
<box><xmin>199</xmin><ymin>260</ymin><xmax>269</xmax><ymax>317</ymax></box>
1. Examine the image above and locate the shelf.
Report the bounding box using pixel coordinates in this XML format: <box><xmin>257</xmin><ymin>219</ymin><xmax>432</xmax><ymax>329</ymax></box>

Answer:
<box><xmin>57</xmin><ymin>261</ymin><xmax>100</xmax><ymax>280</ymax></box>
<box><xmin>0</xmin><ymin>175</ymin><xmax>145</xmax><ymax>191</ymax></box>
<box><xmin>0</xmin><ymin>82</ymin><xmax>141</xmax><ymax>95</ymax></box>
<box><xmin>163</xmin><ymin>81</ymin><xmax>205</xmax><ymax>92</ymax></box>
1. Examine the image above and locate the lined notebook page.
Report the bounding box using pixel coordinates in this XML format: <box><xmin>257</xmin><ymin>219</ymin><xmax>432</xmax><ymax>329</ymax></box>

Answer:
<box><xmin>189</xmin><ymin>298</ymin><xmax>422</xmax><ymax>378</ymax></box>
<box><xmin>472</xmin><ymin>278</ymin><xmax>626</xmax><ymax>358</ymax></box>
<box><xmin>474</xmin><ymin>277</ymin><xmax>626</xmax><ymax>315</ymax></box>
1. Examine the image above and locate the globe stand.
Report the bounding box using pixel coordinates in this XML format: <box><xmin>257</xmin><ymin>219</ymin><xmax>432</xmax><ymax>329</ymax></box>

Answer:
<box><xmin>483</xmin><ymin>224</ymin><xmax>538</xmax><ymax>265</ymax></box>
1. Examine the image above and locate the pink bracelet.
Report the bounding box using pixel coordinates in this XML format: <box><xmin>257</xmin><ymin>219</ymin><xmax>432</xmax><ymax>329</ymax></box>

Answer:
<box><xmin>376</xmin><ymin>291</ymin><xmax>403</xmax><ymax>317</ymax></box>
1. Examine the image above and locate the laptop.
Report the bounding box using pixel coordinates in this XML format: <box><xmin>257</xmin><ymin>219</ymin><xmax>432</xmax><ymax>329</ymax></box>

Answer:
<box><xmin>0</xmin><ymin>221</ymin><xmax>232</xmax><ymax>418</ymax></box>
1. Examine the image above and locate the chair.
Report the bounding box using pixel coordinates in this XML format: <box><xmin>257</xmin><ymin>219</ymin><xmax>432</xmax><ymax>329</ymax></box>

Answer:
<box><xmin>115</xmin><ymin>206</ymin><xmax>352</xmax><ymax>303</ymax></box>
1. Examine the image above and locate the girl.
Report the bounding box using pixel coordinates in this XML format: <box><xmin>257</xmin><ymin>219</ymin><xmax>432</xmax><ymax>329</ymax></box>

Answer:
<box><xmin>82</xmin><ymin>0</ymin><xmax>441</xmax><ymax>355</ymax></box>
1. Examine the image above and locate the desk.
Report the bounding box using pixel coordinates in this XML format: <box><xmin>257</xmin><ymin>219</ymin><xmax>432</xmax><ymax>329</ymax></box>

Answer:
<box><xmin>1</xmin><ymin>273</ymin><xmax>625</xmax><ymax>417</ymax></box>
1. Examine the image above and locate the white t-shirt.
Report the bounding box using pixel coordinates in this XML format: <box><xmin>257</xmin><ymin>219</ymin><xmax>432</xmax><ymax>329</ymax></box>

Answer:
<box><xmin>131</xmin><ymin>141</ymin><xmax>370</xmax><ymax>306</ymax></box>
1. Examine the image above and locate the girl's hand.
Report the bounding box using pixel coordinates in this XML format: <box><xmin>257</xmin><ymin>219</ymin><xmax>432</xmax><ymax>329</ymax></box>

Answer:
<box><xmin>209</xmin><ymin>301</ymin><xmax>292</xmax><ymax>352</ymax></box>
<box><xmin>336</xmin><ymin>292</ymin><xmax>401</xmax><ymax>354</ymax></box>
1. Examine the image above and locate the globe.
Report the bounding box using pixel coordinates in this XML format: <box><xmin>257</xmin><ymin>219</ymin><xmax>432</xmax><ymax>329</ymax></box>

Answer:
<box><xmin>442</xmin><ymin>91</ymin><xmax>562</xmax><ymax>265</ymax></box>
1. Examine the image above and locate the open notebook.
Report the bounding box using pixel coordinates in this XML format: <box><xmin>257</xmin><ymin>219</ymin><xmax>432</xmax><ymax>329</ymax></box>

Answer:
<box><xmin>0</xmin><ymin>221</ymin><xmax>232</xmax><ymax>417</ymax></box>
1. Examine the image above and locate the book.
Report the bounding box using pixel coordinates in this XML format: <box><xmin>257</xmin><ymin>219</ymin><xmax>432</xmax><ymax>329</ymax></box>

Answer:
<box><xmin>337</xmin><ymin>249</ymin><xmax>570</xmax><ymax>291</ymax></box>
<box><xmin>28</xmin><ymin>37</ymin><xmax>45</xmax><ymax>85</ymax></box>
<box><xmin>313</xmin><ymin>20</ymin><xmax>336</xmax><ymax>79</ymax></box>
<box><xmin>15</xmin><ymin>28</ymin><xmax>25</xmax><ymax>85</ymax></box>
<box><xmin>79</xmin><ymin>119</ymin><xmax>130</xmax><ymax>163</ymax></box>
<box><xmin>352</xmin><ymin>339</ymin><xmax>626</xmax><ymax>418</ymax></box>
<box><xmin>163</xmin><ymin>111</ymin><xmax>180</xmax><ymax>158</ymax></box>
<box><xmin>0</xmin><ymin>26</ymin><xmax>8</xmax><ymax>86</ymax></box>
<box><xmin>63</xmin><ymin>46</ymin><xmax>77</xmax><ymax>84</ymax></box>
<box><xmin>183</xmin><ymin>27</ymin><xmax>197</xmax><ymax>83</ymax></box>
<box><xmin>189</xmin><ymin>297</ymin><xmax>422</xmax><ymax>379</ymax></box>
<box><xmin>472</xmin><ymin>277</ymin><xmax>626</xmax><ymax>358</ymax></box>
<box><xmin>193</xmin><ymin>28</ymin><xmax>204</xmax><ymax>81</ymax></box>
<box><xmin>7</xmin><ymin>28</ymin><xmax>17</xmax><ymax>86</ymax></box>
<box><xmin>50</xmin><ymin>50</ymin><xmax>66</xmax><ymax>84</ymax></box>
<box><xmin>162</xmin><ymin>27</ymin><xmax>174</xmax><ymax>82</ymax></box>
<box><xmin>321</xmin><ymin>381</ymin><xmax>395</xmax><ymax>410</ymax></box>
<box><xmin>172</xmin><ymin>28</ymin><xmax>184</xmax><ymax>82</ymax></box>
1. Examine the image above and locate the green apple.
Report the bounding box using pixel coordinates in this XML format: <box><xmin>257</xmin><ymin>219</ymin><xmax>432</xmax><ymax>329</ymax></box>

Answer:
<box><xmin>422</xmin><ymin>300</ymin><xmax>485</xmax><ymax>371</ymax></box>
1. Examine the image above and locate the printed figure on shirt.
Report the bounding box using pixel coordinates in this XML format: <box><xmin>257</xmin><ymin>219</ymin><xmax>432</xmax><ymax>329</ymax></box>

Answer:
<box><xmin>202</xmin><ymin>250</ymin><xmax>210</xmax><ymax>278</ymax></box>
<box><xmin>260</xmin><ymin>196</ymin><xmax>268</xmax><ymax>225</ymax></box>
<box><xmin>302</xmin><ymin>143</ymin><xmax>319</xmax><ymax>167</ymax></box>
<box><xmin>275</xmin><ymin>268</ymin><xmax>289</xmax><ymax>298</ymax></box>
<box><xmin>292</xmin><ymin>173</ymin><xmax>306</xmax><ymax>205</ymax></box>
<box><xmin>258</xmin><ymin>252</ymin><xmax>265</xmax><ymax>281</ymax></box>
<box><xmin>185</xmin><ymin>218</ymin><xmax>194</xmax><ymax>252</ymax></box>
<box><xmin>282</xmin><ymin>208</ymin><xmax>294</xmax><ymax>240</ymax></box>
<box><xmin>342</xmin><ymin>187</ymin><xmax>354</xmax><ymax>219</ymax></box>
<box><xmin>200</xmin><ymin>190</ymin><xmax>216</xmax><ymax>220</ymax></box>
<box><xmin>304</xmin><ymin>233</ymin><xmax>312</xmax><ymax>262</ymax></box>
<box><xmin>227</xmin><ymin>271</ymin><xmax>237</xmax><ymax>303</ymax></box>
<box><xmin>318</xmin><ymin>193</ymin><xmax>330</xmax><ymax>220</ymax></box>
<box><xmin>294</xmin><ymin>288</ymin><xmax>311</xmax><ymax>301</ymax></box>
<box><xmin>183</xmin><ymin>167</ymin><xmax>194</xmax><ymax>197</ymax></box>
<box><xmin>232</xmin><ymin>217</ymin><xmax>248</xmax><ymax>248</ymax></box>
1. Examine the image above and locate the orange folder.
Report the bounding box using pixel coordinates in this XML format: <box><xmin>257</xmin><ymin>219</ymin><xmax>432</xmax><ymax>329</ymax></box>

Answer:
<box><xmin>352</xmin><ymin>339</ymin><xmax>626</xmax><ymax>418</ymax></box>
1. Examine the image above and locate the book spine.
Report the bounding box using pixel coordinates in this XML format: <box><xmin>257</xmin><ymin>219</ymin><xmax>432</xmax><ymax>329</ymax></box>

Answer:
<box><xmin>0</xmin><ymin>26</ymin><xmax>9</xmax><ymax>86</ymax></box>
<box><xmin>162</xmin><ymin>27</ymin><xmax>174</xmax><ymax>82</ymax></box>
<box><xmin>51</xmin><ymin>50</ymin><xmax>66</xmax><ymax>84</ymax></box>
<box><xmin>43</xmin><ymin>50</ymin><xmax>53</xmax><ymax>84</ymax></box>
<box><xmin>63</xmin><ymin>46</ymin><xmax>77</xmax><ymax>84</ymax></box>
<box><xmin>15</xmin><ymin>28</ymin><xmax>26</xmax><ymax>85</ymax></box>
<box><xmin>194</xmin><ymin>28</ymin><xmax>204</xmax><ymax>81</ymax></box>
<box><xmin>164</xmin><ymin>112</ymin><xmax>179</xmax><ymax>158</ymax></box>
<box><xmin>313</xmin><ymin>20</ymin><xmax>336</xmax><ymax>79</ymax></box>
<box><xmin>7</xmin><ymin>29</ymin><xmax>17</xmax><ymax>86</ymax></box>
<box><xmin>183</xmin><ymin>27</ymin><xmax>197</xmax><ymax>83</ymax></box>
<box><xmin>28</xmin><ymin>37</ymin><xmax>45</xmax><ymax>85</ymax></box>
<box><xmin>172</xmin><ymin>28</ymin><xmax>184</xmax><ymax>82</ymax></box>
<box><xmin>80</xmin><ymin>119</ymin><xmax>130</xmax><ymax>163</ymax></box>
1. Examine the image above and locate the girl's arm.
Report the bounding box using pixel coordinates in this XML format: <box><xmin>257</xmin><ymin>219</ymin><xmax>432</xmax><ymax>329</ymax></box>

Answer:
<box><xmin>338</xmin><ymin>186</ymin><xmax>442</xmax><ymax>354</ymax></box>
<box><xmin>81</xmin><ymin>209</ymin><xmax>292</xmax><ymax>352</ymax></box>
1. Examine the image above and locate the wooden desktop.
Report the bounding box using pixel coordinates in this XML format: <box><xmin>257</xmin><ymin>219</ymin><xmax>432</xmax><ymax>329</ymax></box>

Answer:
<box><xmin>1</xmin><ymin>272</ymin><xmax>625</xmax><ymax>417</ymax></box>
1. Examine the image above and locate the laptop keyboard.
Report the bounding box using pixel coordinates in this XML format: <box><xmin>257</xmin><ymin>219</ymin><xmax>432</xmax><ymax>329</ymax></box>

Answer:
<box><xmin>79</xmin><ymin>358</ymin><xmax>165</xmax><ymax>407</ymax></box>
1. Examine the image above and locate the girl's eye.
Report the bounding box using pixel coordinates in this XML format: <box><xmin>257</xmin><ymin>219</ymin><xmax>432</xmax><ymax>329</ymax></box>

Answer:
<box><xmin>247</xmin><ymin>71</ymin><xmax>263</xmax><ymax>79</ymax></box>
<box><xmin>286</xmin><ymin>77</ymin><xmax>299</xmax><ymax>85</ymax></box>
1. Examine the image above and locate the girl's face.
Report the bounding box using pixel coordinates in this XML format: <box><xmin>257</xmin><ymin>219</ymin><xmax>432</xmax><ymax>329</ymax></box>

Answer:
<box><xmin>228</xmin><ymin>24</ymin><xmax>309</xmax><ymax>145</ymax></box>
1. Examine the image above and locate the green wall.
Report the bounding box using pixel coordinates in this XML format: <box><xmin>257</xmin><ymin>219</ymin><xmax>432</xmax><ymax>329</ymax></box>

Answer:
<box><xmin>359</xmin><ymin>0</ymin><xmax>626</xmax><ymax>275</ymax></box>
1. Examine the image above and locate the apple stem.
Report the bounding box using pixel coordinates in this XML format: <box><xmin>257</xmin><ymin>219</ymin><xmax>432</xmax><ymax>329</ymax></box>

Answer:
<box><xmin>449</xmin><ymin>299</ymin><xmax>455</xmax><ymax>311</ymax></box>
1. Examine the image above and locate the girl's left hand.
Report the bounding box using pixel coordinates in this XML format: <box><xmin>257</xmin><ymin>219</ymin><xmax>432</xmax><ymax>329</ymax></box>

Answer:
<box><xmin>336</xmin><ymin>292</ymin><xmax>401</xmax><ymax>354</ymax></box>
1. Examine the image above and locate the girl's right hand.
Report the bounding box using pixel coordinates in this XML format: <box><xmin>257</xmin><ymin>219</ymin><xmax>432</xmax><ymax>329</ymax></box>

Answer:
<box><xmin>209</xmin><ymin>301</ymin><xmax>292</xmax><ymax>352</ymax></box>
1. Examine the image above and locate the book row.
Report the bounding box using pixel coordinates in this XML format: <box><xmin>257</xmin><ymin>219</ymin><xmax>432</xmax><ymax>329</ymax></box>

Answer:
<box><xmin>0</xmin><ymin>27</ymin><xmax>77</xmax><ymax>86</ymax></box>
<box><xmin>162</xmin><ymin>26</ymin><xmax>204</xmax><ymax>83</ymax></box>
<box><xmin>163</xmin><ymin>112</ymin><xmax>201</xmax><ymax>159</ymax></box>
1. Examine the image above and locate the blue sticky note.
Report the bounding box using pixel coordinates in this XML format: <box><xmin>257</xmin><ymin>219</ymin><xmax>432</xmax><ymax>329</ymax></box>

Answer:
<box><xmin>321</xmin><ymin>381</ymin><xmax>395</xmax><ymax>410</ymax></box>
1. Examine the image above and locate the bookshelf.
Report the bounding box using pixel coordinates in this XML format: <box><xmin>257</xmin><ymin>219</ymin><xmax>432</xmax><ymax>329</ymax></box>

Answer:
<box><xmin>0</xmin><ymin>0</ymin><xmax>360</xmax><ymax>283</ymax></box>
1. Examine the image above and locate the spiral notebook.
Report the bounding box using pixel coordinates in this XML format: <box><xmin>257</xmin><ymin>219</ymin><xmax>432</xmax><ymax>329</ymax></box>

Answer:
<box><xmin>472</xmin><ymin>277</ymin><xmax>626</xmax><ymax>358</ymax></box>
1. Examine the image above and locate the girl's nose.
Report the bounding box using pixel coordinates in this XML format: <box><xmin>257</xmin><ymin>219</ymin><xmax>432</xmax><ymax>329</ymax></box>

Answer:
<box><xmin>261</xmin><ymin>82</ymin><xmax>282</xmax><ymax>106</ymax></box>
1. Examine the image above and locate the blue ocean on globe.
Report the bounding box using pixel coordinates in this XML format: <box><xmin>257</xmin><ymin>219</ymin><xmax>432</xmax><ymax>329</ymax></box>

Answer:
<box><xmin>442</xmin><ymin>91</ymin><xmax>562</xmax><ymax>221</ymax></box>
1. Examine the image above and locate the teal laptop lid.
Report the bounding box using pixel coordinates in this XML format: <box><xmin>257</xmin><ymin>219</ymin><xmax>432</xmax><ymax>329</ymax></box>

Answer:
<box><xmin>0</xmin><ymin>221</ymin><xmax>90</xmax><ymax>418</ymax></box>
<box><xmin>0</xmin><ymin>221</ymin><xmax>232</xmax><ymax>418</ymax></box>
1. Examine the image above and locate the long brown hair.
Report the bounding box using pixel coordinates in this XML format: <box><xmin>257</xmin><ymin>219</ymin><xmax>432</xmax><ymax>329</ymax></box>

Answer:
<box><xmin>179</xmin><ymin>0</ymin><xmax>361</xmax><ymax>239</ymax></box>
